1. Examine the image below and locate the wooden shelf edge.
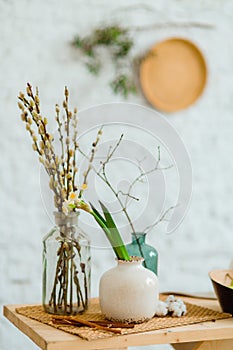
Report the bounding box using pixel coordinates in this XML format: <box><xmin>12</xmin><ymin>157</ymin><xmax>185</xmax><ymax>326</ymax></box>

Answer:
<box><xmin>3</xmin><ymin>305</ymin><xmax>48</xmax><ymax>350</ymax></box>
<box><xmin>3</xmin><ymin>304</ymin><xmax>233</xmax><ymax>350</ymax></box>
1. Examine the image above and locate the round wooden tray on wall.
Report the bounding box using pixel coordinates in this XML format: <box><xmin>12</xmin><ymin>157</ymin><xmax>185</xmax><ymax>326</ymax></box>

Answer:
<box><xmin>140</xmin><ymin>38</ymin><xmax>207</xmax><ymax>113</ymax></box>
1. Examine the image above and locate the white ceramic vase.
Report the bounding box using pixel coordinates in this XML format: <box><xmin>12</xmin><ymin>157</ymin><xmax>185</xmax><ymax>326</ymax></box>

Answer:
<box><xmin>99</xmin><ymin>257</ymin><xmax>159</xmax><ymax>323</ymax></box>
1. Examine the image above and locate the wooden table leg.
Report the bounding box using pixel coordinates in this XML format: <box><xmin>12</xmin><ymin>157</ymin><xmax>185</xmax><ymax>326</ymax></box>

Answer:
<box><xmin>172</xmin><ymin>339</ymin><xmax>233</xmax><ymax>350</ymax></box>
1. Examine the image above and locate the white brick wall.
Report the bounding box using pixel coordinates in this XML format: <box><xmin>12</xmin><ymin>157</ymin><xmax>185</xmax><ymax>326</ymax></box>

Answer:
<box><xmin>1</xmin><ymin>1</ymin><xmax>233</xmax><ymax>349</ymax></box>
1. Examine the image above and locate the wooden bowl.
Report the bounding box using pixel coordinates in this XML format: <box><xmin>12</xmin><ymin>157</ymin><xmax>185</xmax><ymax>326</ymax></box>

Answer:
<box><xmin>209</xmin><ymin>270</ymin><xmax>233</xmax><ymax>315</ymax></box>
<box><xmin>140</xmin><ymin>38</ymin><xmax>207</xmax><ymax>112</ymax></box>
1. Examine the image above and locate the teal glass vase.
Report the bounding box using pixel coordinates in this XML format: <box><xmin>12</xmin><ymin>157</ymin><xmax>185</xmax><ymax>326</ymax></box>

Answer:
<box><xmin>126</xmin><ymin>233</ymin><xmax>158</xmax><ymax>275</ymax></box>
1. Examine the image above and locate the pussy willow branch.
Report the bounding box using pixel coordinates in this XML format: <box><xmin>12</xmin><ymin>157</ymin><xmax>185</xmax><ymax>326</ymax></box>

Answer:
<box><xmin>82</xmin><ymin>129</ymin><xmax>103</xmax><ymax>187</ymax></box>
<box><xmin>55</xmin><ymin>103</ymin><xmax>66</xmax><ymax>187</ymax></box>
<box><xmin>19</xmin><ymin>85</ymin><xmax>63</xmax><ymax>210</ymax></box>
<box><xmin>64</xmin><ymin>87</ymin><xmax>72</xmax><ymax>198</ymax></box>
<box><xmin>48</xmin><ymin>237</ymin><xmax>88</xmax><ymax>314</ymax></box>
<box><xmin>19</xmin><ymin>84</ymin><xmax>94</xmax><ymax>315</ymax></box>
<box><xmin>72</xmin><ymin>108</ymin><xmax>79</xmax><ymax>192</ymax></box>
<box><xmin>18</xmin><ymin>84</ymin><xmax>90</xmax><ymax>211</ymax></box>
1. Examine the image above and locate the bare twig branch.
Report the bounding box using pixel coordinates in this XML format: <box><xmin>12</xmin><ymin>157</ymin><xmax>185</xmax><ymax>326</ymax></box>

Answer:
<box><xmin>78</xmin><ymin>136</ymin><xmax>175</xmax><ymax>269</ymax></box>
<box><xmin>117</xmin><ymin>190</ymin><xmax>139</xmax><ymax>202</ymax></box>
<box><xmin>143</xmin><ymin>205</ymin><xmax>177</xmax><ymax>234</ymax></box>
<box><xmin>78</xmin><ymin>127</ymin><xmax>103</xmax><ymax>198</ymax></box>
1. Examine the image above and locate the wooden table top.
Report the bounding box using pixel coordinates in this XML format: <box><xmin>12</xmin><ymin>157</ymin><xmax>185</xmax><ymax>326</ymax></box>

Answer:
<box><xmin>3</xmin><ymin>297</ymin><xmax>233</xmax><ymax>350</ymax></box>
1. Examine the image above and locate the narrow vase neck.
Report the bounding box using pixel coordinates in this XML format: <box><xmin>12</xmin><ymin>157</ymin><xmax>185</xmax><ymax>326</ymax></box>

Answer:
<box><xmin>131</xmin><ymin>232</ymin><xmax>146</xmax><ymax>245</ymax></box>
<box><xmin>54</xmin><ymin>211</ymin><xmax>79</xmax><ymax>226</ymax></box>
<box><xmin>54</xmin><ymin>212</ymin><xmax>79</xmax><ymax>238</ymax></box>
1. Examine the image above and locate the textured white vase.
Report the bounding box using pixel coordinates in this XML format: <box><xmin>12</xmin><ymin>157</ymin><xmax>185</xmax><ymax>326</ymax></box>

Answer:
<box><xmin>99</xmin><ymin>257</ymin><xmax>159</xmax><ymax>323</ymax></box>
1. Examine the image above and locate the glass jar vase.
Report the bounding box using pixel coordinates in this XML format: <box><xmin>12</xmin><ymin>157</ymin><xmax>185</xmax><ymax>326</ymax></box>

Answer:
<box><xmin>42</xmin><ymin>212</ymin><xmax>91</xmax><ymax>315</ymax></box>
<box><xmin>126</xmin><ymin>232</ymin><xmax>158</xmax><ymax>275</ymax></box>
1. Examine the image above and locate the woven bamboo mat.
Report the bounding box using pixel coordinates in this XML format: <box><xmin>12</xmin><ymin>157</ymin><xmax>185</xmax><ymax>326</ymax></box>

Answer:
<box><xmin>16</xmin><ymin>298</ymin><xmax>232</xmax><ymax>341</ymax></box>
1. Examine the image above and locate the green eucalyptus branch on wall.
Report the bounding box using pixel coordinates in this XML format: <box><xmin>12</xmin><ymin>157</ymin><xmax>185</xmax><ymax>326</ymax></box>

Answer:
<box><xmin>72</xmin><ymin>25</ymin><xmax>138</xmax><ymax>98</ymax></box>
<box><xmin>71</xmin><ymin>20</ymin><xmax>213</xmax><ymax>98</ymax></box>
